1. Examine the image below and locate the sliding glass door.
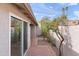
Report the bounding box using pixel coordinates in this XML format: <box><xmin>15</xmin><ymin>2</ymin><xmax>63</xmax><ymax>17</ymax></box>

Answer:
<box><xmin>23</xmin><ymin>22</ymin><xmax>28</xmax><ymax>54</ymax></box>
<box><xmin>11</xmin><ymin>16</ymin><xmax>28</xmax><ymax>56</ymax></box>
<box><xmin>11</xmin><ymin>16</ymin><xmax>22</xmax><ymax>56</ymax></box>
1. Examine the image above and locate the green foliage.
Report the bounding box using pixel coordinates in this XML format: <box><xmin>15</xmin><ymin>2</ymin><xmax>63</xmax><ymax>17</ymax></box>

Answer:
<box><xmin>50</xmin><ymin>18</ymin><xmax>59</xmax><ymax>31</ymax></box>
<box><xmin>11</xmin><ymin>20</ymin><xmax>22</xmax><ymax>42</ymax></box>
<box><xmin>13</xmin><ymin>20</ymin><xmax>22</xmax><ymax>42</ymax></box>
<box><xmin>40</xmin><ymin>17</ymin><xmax>50</xmax><ymax>38</ymax></box>
<box><xmin>39</xmin><ymin>6</ymin><xmax>69</xmax><ymax>56</ymax></box>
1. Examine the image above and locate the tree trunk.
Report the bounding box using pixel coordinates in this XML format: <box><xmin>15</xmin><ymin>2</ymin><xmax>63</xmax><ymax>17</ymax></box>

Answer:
<box><xmin>55</xmin><ymin>30</ymin><xmax>64</xmax><ymax>56</ymax></box>
<box><xmin>55</xmin><ymin>32</ymin><xmax>61</xmax><ymax>40</ymax></box>
<box><xmin>58</xmin><ymin>31</ymin><xmax>64</xmax><ymax>56</ymax></box>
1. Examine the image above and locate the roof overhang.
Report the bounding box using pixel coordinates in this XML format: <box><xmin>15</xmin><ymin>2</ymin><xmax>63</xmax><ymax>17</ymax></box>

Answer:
<box><xmin>12</xmin><ymin>3</ymin><xmax>38</xmax><ymax>26</ymax></box>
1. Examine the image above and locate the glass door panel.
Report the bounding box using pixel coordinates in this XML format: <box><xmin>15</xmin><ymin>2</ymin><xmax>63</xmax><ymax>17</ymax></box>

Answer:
<box><xmin>11</xmin><ymin>16</ymin><xmax>22</xmax><ymax>56</ymax></box>
<box><xmin>23</xmin><ymin>22</ymin><xmax>27</xmax><ymax>54</ymax></box>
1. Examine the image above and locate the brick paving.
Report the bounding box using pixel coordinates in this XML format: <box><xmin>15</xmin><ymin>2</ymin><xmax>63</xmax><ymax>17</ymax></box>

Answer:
<box><xmin>26</xmin><ymin>37</ymin><xmax>58</xmax><ymax>56</ymax></box>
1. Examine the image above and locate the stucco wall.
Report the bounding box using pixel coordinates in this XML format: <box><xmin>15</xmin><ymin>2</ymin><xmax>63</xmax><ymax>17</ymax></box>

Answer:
<box><xmin>0</xmin><ymin>4</ymin><xmax>31</xmax><ymax>23</ymax></box>
<box><xmin>62</xmin><ymin>25</ymin><xmax>79</xmax><ymax>56</ymax></box>
<box><xmin>0</xmin><ymin>4</ymin><xmax>32</xmax><ymax>56</ymax></box>
<box><xmin>53</xmin><ymin>25</ymin><xmax>79</xmax><ymax>56</ymax></box>
<box><xmin>30</xmin><ymin>25</ymin><xmax>37</xmax><ymax>46</ymax></box>
<box><xmin>0</xmin><ymin>11</ymin><xmax>10</xmax><ymax>56</ymax></box>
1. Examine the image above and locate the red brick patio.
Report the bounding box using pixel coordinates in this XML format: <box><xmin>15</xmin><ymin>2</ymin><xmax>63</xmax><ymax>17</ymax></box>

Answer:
<box><xmin>26</xmin><ymin>37</ymin><xmax>58</xmax><ymax>56</ymax></box>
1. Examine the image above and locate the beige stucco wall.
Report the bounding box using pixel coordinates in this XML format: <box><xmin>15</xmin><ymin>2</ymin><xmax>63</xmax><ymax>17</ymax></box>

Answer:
<box><xmin>0</xmin><ymin>4</ymin><xmax>31</xmax><ymax>22</ymax></box>
<box><xmin>0</xmin><ymin>11</ymin><xmax>10</xmax><ymax>56</ymax></box>
<box><xmin>30</xmin><ymin>25</ymin><xmax>37</xmax><ymax>46</ymax></box>
<box><xmin>0</xmin><ymin>4</ymin><xmax>32</xmax><ymax>56</ymax></box>
<box><xmin>62</xmin><ymin>25</ymin><xmax>79</xmax><ymax>56</ymax></box>
<box><xmin>53</xmin><ymin>25</ymin><xmax>79</xmax><ymax>56</ymax></box>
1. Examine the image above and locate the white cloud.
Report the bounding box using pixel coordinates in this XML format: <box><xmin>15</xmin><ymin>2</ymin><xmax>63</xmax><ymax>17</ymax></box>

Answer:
<box><xmin>48</xmin><ymin>15</ymin><xmax>55</xmax><ymax>17</ymax></box>
<box><xmin>48</xmin><ymin>15</ymin><xmax>53</xmax><ymax>17</ymax></box>
<box><xmin>49</xmin><ymin>6</ymin><xmax>53</xmax><ymax>9</ymax></box>
<box><xmin>40</xmin><ymin>15</ymin><xmax>43</xmax><ymax>17</ymax></box>
<box><xmin>34</xmin><ymin>12</ymin><xmax>39</xmax><ymax>16</ymax></box>
<box><xmin>31</xmin><ymin>3</ymin><xmax>55</xmax><ymax>14</ymax></box>
<box><xmin>68</xmin><ymin>11</ymin><xmax>79</xmax><ymax>20</ymax></box>
<box><xmin>74</xmin><ymin>11</ymin><xmax>79</xmax><ymax>18</ymax></box>
<box><xmin>68</xmin><ymin>3</ymin><xmax>78</xmax><ymax>6</ymax></box>
<box><xmin>34</xmin><ymin>11</ymin><xmax>55</xmax><ymax>17</ymax></box>
<box><xmin>34</xmin><ymin>12</ymin><xmax>46</xmax><ymax>16</ymax></box>
<box><xmin>70</xmin><ymin>11</ymin><xmax>79</xmax><ymax>20</ymax></box>
<box><xmin>69</xmin><ymin>17</ymin><xmax>77</xmax><ymax>20</ymax></box>
<box><xmin>60</xmin><ymin>3</ymin><xmax>78</xmax><ymax>7</ymax></box>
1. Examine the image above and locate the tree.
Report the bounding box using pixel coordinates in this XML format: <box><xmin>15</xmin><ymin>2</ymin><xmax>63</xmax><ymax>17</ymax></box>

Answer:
<box><xmin>50</xmin><ymin>17</ymin><xmax>65</xmax><ymax>56</ymax></box>
<box><xmin>40</xmin><ymin>7</ymin><xmax>68</xmax><ymax>56</ymax></box>
<box><xmin>40</xmin><ymin>17</ymin><xmax>51</xmax><ymax>41</ymax></box>
<box><xmin>58</xmin><ymin>6</ymin><xmax>68</xmax><ymax>56</ymax></box>
<box><xmin>50</xmin><ymin>7</ymin><xmax>68</xmax><ymax>56</ymax></box>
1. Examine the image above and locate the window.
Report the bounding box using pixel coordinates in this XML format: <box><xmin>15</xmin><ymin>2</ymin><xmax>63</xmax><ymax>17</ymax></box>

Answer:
<box><xmin>23</xmin><ymin>22</ymin><xmax>28</xmax><ymax>53</ymax></box>
<box><xmin>11</xmin><ymin>16</ymin><xmax>22</xmax><ymax>56</ymax></box>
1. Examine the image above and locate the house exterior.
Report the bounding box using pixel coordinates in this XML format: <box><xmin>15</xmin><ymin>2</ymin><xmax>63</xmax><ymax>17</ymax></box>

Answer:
<box><xmin>0</xmin><ymin>3</ymin><xmax>38</xmax><ymax>56</ymax></box>
<box><xmin>67</xmin><ymin>20</ymin><xmax>79</xmax><ymax>26</ymax></box>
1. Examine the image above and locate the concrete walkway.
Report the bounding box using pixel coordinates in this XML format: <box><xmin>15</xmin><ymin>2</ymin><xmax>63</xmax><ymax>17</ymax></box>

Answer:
<box><xmin>26</xmin><ymin>37</ymin><xmax>58</xmax><ymax>56</ymax></box>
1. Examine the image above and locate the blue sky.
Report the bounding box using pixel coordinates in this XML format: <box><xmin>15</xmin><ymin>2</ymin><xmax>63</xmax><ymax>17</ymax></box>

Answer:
<box><xmin>30</xmin><ymin>3</ymin><xmax>79</xmax><ymax>21</ymax></box>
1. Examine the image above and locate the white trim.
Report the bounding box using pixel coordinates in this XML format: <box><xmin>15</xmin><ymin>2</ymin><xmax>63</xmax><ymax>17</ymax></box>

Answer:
<box><xmin>9</xmin><ymin>12</ymin><xmax>31</xmax><ymax>56</ymax></box>
<box><xmin>9</xmin><ymin>12</ymin><xmax>11</xmax><ymax>56</ymax></box>
<box><xmin>23</xmin><ymin>22</ymin><xmax>31</xmax><ymax>56</ymax></box>
<box><xmin>21</xmin><ymin>21</ymin><xmax>24</xmax><ymax>56</ymax></box>
<box><xmin>9</xmin><ymin>12</ymin><xmax>24</xmax><ymax>56</ymax></box>
<box><xmin>27</xmin><ymin>23</ymin><xmax>31</xmax><ymax>49</ymax></box>
<box><xmin>9</xmin><ymin>12</ymin><xmax>30</xmax><ymax>23</ymax></box>
<box><xmin>23</xmin><ymin>22</ymin><xmax>30</xmax><ymax>56</ymax></box>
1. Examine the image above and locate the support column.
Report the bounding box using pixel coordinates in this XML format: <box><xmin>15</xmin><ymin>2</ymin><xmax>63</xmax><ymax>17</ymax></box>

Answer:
<box><xmin>27</xmin><ymin>22</ymin><xmax>31</xmax><ymax>49</ymax></box>
<box><xmin>30</xmin><ymin>25</ymin><xmax>37</xmax><ymax>46</ymax></box>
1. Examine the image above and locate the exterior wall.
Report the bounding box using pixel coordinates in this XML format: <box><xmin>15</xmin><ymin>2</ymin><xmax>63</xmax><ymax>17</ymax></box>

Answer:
<box><xmin>30</xmin><ymin>25</ymin><xmax>37</xmax><ymax>46</ymax></box>
<box><xmin>30</xmin><ymin>25</ymin><xmax>35</xmax><ymax>39</ymax></box>
<box><xmin>53</xmin><ymin>25</ymin><xmax>79</xmax><ymax>56</ymax></box>
<box><xmin>0</xmin><ymin>4</ymin><xmax>31</xmax><ymax>22</ymax></box>
<box><xmin>62</xmin><ymin>25</ymin><xmax>79</xmax><ymax>56</ymax></box>
<box><xmin>0</xmin><ymin>11</ymin><xmax>10</xmax><ymax>56</ymax></box>
<box><xmin>68</xmin><ymin>20</ymin><xmax>79</xmax><ymax>26</ymax></box>
<box><xmin>0</xmin><ymin>4</ymin><xmax>32</xmax><ymax>56</ymax></box>
<box><xmin>36</xmin><ymin>25</ymin><xmax>41</xmax><ymax>37</ymax></box>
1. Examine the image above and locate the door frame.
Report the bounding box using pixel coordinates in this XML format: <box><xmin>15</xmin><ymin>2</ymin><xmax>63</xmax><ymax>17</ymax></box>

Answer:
<box><xmin>9</xmin><ymin>12</ymin><xmax>30</xmax><ymax>56</ymax></box>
